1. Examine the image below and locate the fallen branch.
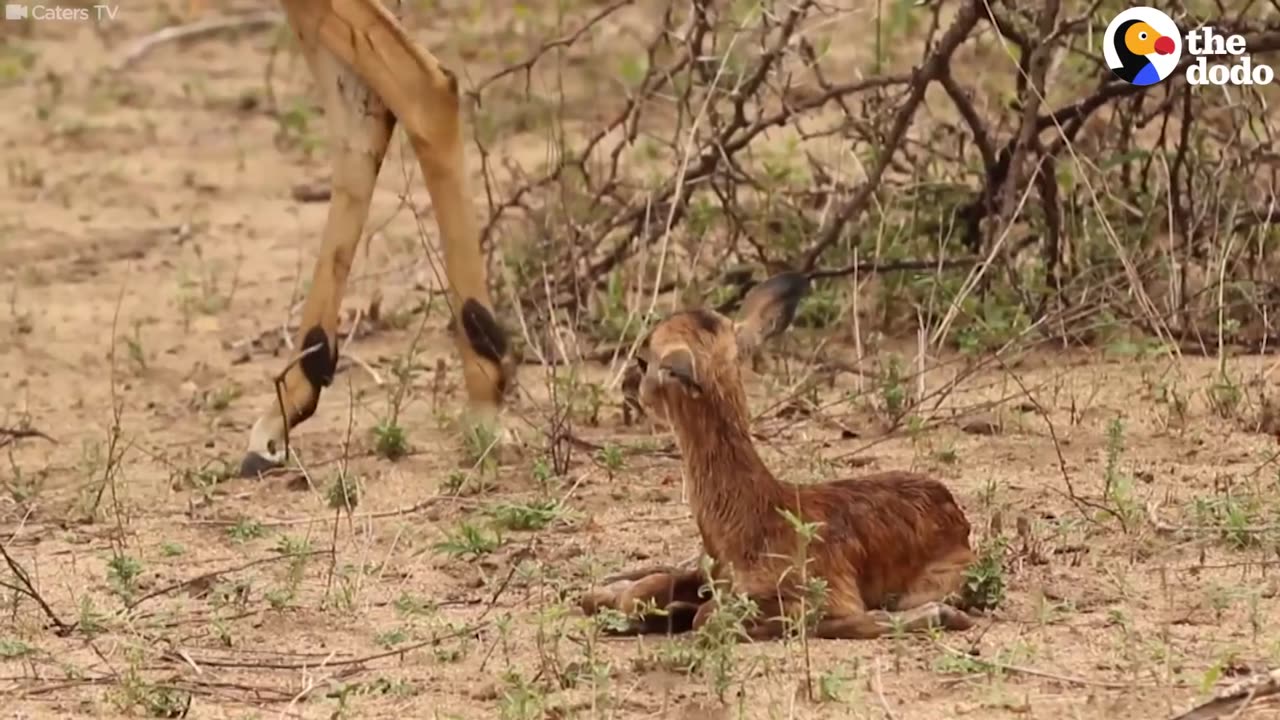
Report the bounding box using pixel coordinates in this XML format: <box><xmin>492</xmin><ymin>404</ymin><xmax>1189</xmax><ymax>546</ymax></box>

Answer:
<box><xmin>167</xmin><ymin>622</ymin><xmax>484</xmax><ymax>671</ymax></box>
<box><xmin>0</xmin><ymin>425</ymin><xmax>55</xmax><ymax>449</ymax></box>
<box><xmin>125</xmin><ymin>549</ymin><xmax>332</xmax><ymax>611</ymax></box>
<box><xmin>0</xmin><ymin>541</ymin><xmax>74</xmax><ymax>636</ymax></box>
<box><xmin>1170</xmin><ymin>668</ymin><xmax>1280</xmax><ymax>720</ymax></box>
<box><xmin>935</xmin><ymin>642</ymin><xmax>1179</xmax><ymax>690</ymax></box>
<box><xmin>113</xmin><ymin>11</ymin><xmax>283</xmax><ymax>71</ymax></box>
<box><xmin>871</xmin><ymin>659</ymin><xmax>900</xmax><ymax>720</ymax></box>
<box><xmin>807</xmin><ymin>256</ymin><xmax>981</xmax><ymax>281</ymax></box>
<box><xmin>186</xmin><ymin>492</ymin><xmax>483</xmax><ymax>528</ymax></box>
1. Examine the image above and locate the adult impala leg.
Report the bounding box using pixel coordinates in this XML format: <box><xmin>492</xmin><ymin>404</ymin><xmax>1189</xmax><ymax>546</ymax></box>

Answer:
<box><xmin>239</xmin><ymin>5</ymin><xmax>396</xmax><ymax>477</ymax></box>
<box><xmin>241</xmin><ymin>0</ymin><xmax>513</xmax><ymax>476</ymax></box>
<box><xmin>286</xmin><ymin>0</ymin><xmax>514</xmax><ymax>407</ymax></box>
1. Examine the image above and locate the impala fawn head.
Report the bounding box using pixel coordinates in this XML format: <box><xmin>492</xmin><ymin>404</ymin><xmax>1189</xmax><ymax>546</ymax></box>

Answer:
<box><xmin>628</xmin><ymin>272</ymin><xmax>809</xmax><ymax>430</ymax></box>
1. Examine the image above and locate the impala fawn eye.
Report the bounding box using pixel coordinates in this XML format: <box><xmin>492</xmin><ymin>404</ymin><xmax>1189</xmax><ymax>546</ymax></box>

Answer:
<box><xmin>635</xmin><ymin>356</ymin><xmax>649</xmax><ymax>373</ymax></box>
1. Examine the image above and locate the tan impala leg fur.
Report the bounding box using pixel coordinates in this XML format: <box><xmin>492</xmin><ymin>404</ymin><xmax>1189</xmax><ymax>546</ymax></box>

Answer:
<box><xmin>241</xmin><ymin>0</ymin><xmax>513</xmax><ymax>476</ymax></box>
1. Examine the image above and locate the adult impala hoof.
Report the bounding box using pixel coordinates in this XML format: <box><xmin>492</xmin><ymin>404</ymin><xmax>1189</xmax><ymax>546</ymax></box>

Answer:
<box><xmin>239</xmin><ymin>451</ymin><xmax>282</xmax><ymax>478</ymax></box>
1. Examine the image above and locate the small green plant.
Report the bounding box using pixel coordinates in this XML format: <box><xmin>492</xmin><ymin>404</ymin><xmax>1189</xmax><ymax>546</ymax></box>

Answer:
<box><xmin>394</xmin><ymin>592</ymin><xmax>436</xmax><ymax>617</ymax></box>
<box><xmin>1207</xmin><ymin>371</ymin><xmax>1242</xmax><ymax>419</ymax></box>
<box><xmin>816</xmin><ymin>664</ymin><xmax>855</xmax><ymax>703</ymax></box>
<box><xmin>441</xmin><ymin>469</ymin><xmax>493</xmax><ymax>496</ymax></box>
<box><xmin>124</xmin><ymin>322</ymin><xmax>146</xmax><ymax>372</ymax></box>
<box><xmin>275</xmin><ymin>99</ymin><xmax>323</xmax><ymax>155</ymax></box>
<box><xmin>372</xmin><ymin>419</ymin><xmax>408</xmax><ymax>460</ymax></box>
<box><xmin>463</xmin><ymin>422</ymin><xmax>500</xmax><ymax>473</ymax></box>
<box><xmin>3</xmin><ymin>455</ymin><xmax>40</xmax><ymax>506</ymax></box>
<box><xmin>953</xmin><ymin>294</ymin><xmax>1030</xmax><ymax>354</ymax></box>
<box><xmin>106</xmin><ymin>553</ymin><xmax>143</xmax><ymax>602</ymax></box>
<box><xmin>531</xmin><ymin>456</ymin><xmax>555</xmax><ymax>495</ymax></box>
<box><xmin>116</xmin><ymin>657</ymin><xmax>192</xmax><ymax>718</ymax></box>
<box><xmin>203</xmin><ymin>385</ymin><xmax>240</xmax><ymax>412</ymax></box>
<box><xmin>497</xmin><ymin>670</ymin><xmax>546</xmax><ymax>720</ymax></box>
<box><xmin>794</xmin><ymin>284</ymin><xmax>842</xmax><ymax>328</ymax></box>
<box><xmin>264</xmin><ymin>588</ymin><xmax>292</xmax><ymax>610</ymax></box>
<box><xmin>226</xmin><ymin>518</ymin><xmax>265</xmax><ymax>543</ymax></box>
<box><xmin>160</xmin><ymin>541</ymin><xmax>185</xmax><ymax>557</ymax></box>
<box><xmin>696</xmin><ymin>589</ymin><xmax>758</xmax><ymax>701</ymax></box>
<box><xmin>1192</xmin><ymin>490</ymin><xmax>1263</xmax><ymax>550</ymax></box>
<box><xmin>1101</xmin><ymin>417</ymin><xmax>1141</xmax><ymax>531</ymax></box>
<box><xmin>683</xmin><ymin>556</ymin><xmax>759</xmax><ymax>702</ymax></box>
<box><xmin>1207</xmin><ymin>584</ymin><xmax>1235</xmax><ymax>622</ymax></box>
<box><xmin>78</xmin><ymin>595</ymin><xmax>106</xmax><ymax>636</ymax></box>
<box><xmin>595</xmin><ymin>444</ymin><xmax>625</xmax><ymax>478</ymax></box>
<box><xmin>489</xmin><ymin>500</ymin><xmax>563</xmax><ymax>531</ymax></box>
<box><xmin>1151</xmin><ymin>380</ymin><xmax>1189</xmax><ymax>428</ymax></box>
<box><xmin>877</xmin><ymin>355</ymin><xmax>910</xmax><ymax>420</ymax></box>
<box><xmin>0</xmin><ymin>638</ymin><xmax>33</xmax><ymax>658</ymax></box>
<box><xmin>327</xmin><ymin>472</ymin><xmax>361</xmax><ymax>514</ymax></box>
<box><xmin>266</xmin><ymin>535</ymin><xmax>313</xmax><ymax>608</ymax></box>
<box><xmin>597</xmin><ymin>271</ymin><xmax>651</xmax><ymax>343</ymax></box>
<box><xmin>552</xmin><ymin>373</ymin><xmax>605</xmax><ymax>426</ymax></box>
<box><xmin>961</xmin><ymin>537</ymin><xmax>1007</xmax><ymax>611</ymax></box>
<box><xmin>777</xmin><ymin>507</ymin><xmax>828</xmax><ymax>701</ymax></box>
<box><xmin>434</xmin><ymin>521</ymin><xmax>503</xmax><ymax>560</ymax></box>
<box><xmin>376</xmin><ymin>626</ymin><xmax>410</xmax><ymax>648</ymax></box>
<box><xmin>935</xmin><ymin>445</ymin><xmax>958</xmax><ymax>465</ymax></box>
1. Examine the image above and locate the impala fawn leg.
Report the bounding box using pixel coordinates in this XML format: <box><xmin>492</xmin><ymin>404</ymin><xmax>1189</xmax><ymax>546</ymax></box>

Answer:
<box><xmin>691</xmin><ymin>599</ymin><xmax>971</xmax><ymax>640</ymax></box>
<box><xmin>690</xmin><ymin>558</ymin><xmax>975</xmax><ymax>641</ymax></box>
<box><xmin>812</xmin><ymin>554</ymin><xmax>975</xmax><ymax>639</ymax></box>
<box><xmin>580</xmin><ymin>568</ymin><xmax>707</xmax><ymax>634</ymax></box>
<box><xmin>893</xmin><ymin>547</ymin><xmax>975</xmax><ymax>611</ymax></box>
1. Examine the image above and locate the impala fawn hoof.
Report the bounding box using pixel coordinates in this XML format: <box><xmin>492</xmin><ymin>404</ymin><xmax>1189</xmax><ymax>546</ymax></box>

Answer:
<box><xmin>934</xmin><ymin>603</ymin><xmax>975</xmax><ymax>631</ymax></box>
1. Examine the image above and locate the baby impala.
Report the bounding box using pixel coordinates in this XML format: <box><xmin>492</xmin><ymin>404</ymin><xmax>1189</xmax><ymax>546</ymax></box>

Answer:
<box><xmin>581</xmin><ymin>272</ymin><xmax>977</xmax><ymax>639</ymax></box>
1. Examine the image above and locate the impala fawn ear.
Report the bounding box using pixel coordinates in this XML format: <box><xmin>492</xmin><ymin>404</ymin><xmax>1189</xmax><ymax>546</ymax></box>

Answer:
<box><xmin>657</xmin><ymin>347</ymin><xmax>701</xmax><ymax>394</ymax></box>
<box><xmin>734</xmin><ymin>271</ymin><xmax>809</xmax><ymax>353</ymax></box>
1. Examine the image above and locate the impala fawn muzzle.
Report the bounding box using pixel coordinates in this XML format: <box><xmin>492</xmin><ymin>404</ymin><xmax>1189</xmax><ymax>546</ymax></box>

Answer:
<box><xmin>582</xmin><ymin>272</ymin><xmax>977</xmax><ymax>639</ymax></box>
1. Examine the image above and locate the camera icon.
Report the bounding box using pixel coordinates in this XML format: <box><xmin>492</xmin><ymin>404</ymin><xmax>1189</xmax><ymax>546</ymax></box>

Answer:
<box><xmin>5</xmin><ymin>4</ymin><xmax>28</xmax><ymax>19</ymax></box>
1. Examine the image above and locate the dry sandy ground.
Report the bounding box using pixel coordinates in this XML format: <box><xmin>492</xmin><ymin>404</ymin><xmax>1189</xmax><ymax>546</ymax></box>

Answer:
<box><xmin>3</xmin><ymin>2</ymin><xmax>1280</xmax><ymax>719</ymax></box>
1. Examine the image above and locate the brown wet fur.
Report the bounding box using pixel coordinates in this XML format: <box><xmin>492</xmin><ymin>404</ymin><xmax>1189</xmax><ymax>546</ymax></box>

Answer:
<box><xmin>584</xmin><ymin>273</ymin><xmax>975</xmax><ymax>639</ymax></box>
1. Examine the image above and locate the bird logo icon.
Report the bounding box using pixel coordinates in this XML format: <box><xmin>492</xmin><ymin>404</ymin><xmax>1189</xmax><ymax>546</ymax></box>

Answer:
<box><xmin>1104</xmin><ymin>7</ymin><xmax>1181</xmax><ymax>86</ymax></box>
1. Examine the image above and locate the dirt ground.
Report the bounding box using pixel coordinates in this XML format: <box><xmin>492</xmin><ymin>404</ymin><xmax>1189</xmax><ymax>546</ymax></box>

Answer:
<box><xmin>3</xmin><ymin>2</ymin><xmax>1280</xmax><ymax>719</ymax></box>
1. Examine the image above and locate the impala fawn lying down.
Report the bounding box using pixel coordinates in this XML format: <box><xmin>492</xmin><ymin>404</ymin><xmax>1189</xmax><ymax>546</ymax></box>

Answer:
<box><xmin>581</xmin><ymin>272</ymin><xmax>976</xmax><ymax>639</ymax></box>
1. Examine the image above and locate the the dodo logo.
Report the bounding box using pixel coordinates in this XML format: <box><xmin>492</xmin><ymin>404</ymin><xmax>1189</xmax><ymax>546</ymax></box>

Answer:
<box><xmin>1104</xmin><ymin>7</ymin><xmax>1181</xmax><ymax>86</ymax></box>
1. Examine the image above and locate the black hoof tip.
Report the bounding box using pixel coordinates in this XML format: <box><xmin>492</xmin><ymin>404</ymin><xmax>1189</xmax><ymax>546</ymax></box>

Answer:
<box><xmin>239</xmin><ymin>452</ymin><xmax>281</xmax><ymax>479</ymax></box>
